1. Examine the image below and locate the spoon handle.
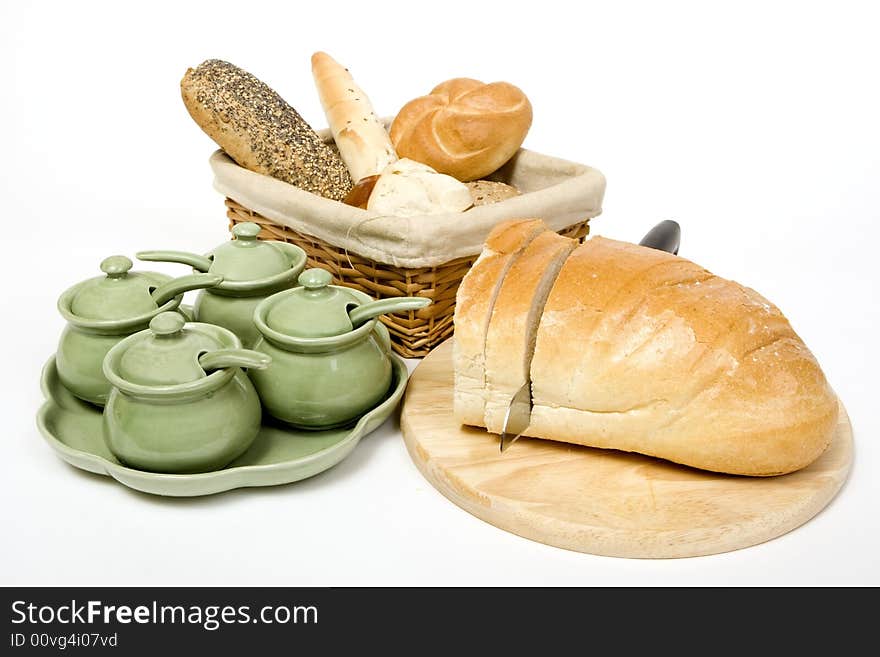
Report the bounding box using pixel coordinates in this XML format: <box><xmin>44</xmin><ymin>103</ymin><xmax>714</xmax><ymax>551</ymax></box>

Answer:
<box><xmin>199</xmin><ymin>349</ymin><xmax>272</xmax><ymax>372</ymax></box>
<box><xmin>348</xmin><ymin>297</ymin><xmax>432</xmax><ymax>328</ymax></box>
<box><xmin>150</xmin><ymin>273</ymin><xmax>223</xmax><ymax>307</ymax></box>
<box><xmin>137</xmin><ymin>250</ymin><xmax>214</xmax><ymax>272</ymax></box>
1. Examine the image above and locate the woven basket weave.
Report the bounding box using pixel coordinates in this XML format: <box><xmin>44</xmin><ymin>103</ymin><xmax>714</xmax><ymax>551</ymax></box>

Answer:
<box><xmin>226</xmin><ymin>198</ymin><xmax>591</xmax><ymax>358</ymax></box>
<box><xmin>214</xmin><ymin>118</ymin><xmax>604</xmax><ymax>358</ymax></box>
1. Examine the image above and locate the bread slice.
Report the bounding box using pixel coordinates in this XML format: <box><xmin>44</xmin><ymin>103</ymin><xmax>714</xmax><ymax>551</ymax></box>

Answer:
<box><xmin>453</xmin><ymin>219</ymin><xmax>547</xmax><ymax>426</ymax></box>
<box><xmin>483</xmin><ymin>231</ymin><xmax>578</xmax><ymax>433</ymax></box>
<box><xmin>527</xmin><ymin>236</ymin><xmax>838</xmax><ymax>476</ymax></box>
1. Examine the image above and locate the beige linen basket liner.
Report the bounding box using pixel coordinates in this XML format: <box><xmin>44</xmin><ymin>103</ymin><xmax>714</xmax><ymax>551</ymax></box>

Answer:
<box><xmin>212</xmin><ymin>126</ymin><xmax>606</xmax><ymax>357</ymax></box>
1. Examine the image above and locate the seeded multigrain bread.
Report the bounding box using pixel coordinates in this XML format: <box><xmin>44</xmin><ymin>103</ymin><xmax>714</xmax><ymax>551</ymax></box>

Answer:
<box><xmin>181</xmin><ymin>60</ymin><xmax>352</xmax><ymax>201</ymax></box>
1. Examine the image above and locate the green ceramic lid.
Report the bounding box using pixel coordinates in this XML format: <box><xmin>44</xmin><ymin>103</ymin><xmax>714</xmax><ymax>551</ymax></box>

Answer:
<box><xmin>263</xmin><ymin>268</ymin><xmax>360</xmax><ymax>338</ymax></box>
<box><xmin>209</xmin><ymin>222</ymin><xmax>291</xmax><ymax>282</ymax></box>
<box><xmin>69</xmin><ymin>256</ymin><xmax>168</xmax><ymax>321</ymax></box>
<box><xmin>116</xmin><ymin>312</ymin><xmax>226</xmax><ymax>386</ymax></box>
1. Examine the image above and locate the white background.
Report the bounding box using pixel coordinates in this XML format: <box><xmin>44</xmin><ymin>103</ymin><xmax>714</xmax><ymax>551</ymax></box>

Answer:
<box><xmin>2</xmin><ymin>1</ymin><xmax>878</xmax><ymax>585</ymax></box>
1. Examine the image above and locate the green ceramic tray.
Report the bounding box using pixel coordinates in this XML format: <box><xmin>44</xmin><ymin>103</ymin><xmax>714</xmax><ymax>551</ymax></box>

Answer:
<box><xmin>36</xmin><ymin>354</ymin><xmax>408</xmax><ymax>497</ymax></box>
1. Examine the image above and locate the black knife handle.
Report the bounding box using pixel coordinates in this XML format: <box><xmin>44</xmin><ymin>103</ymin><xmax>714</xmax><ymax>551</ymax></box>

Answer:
<box><xmin>638</xmin><ymin>220</ymin><xmax>681</xmax><ymax>255</ymax></box>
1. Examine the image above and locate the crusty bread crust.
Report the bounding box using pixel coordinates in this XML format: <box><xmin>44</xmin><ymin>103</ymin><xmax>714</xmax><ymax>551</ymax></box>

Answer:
<box><xmin>181</xmin><ymin>59</ymin><xmax>352</xmax><ymax>201</ymax></box>
<box><xmin>390</xmin><ymin>78</ymin><xmax>532</xmax><ymax>182</ymax></box>
<box><xmin>453</xmin><ymin>219</ymin><xmax>546</xmax><ymax>425</ymax></box>
<box><xmin>527</xmin><ymin>236</ymin><xmax>837</xmax><ymax>476</ymax></box>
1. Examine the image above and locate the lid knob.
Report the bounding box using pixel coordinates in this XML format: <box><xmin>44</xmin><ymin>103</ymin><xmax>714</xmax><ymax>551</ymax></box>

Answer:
<box><xmin>232</xmin><ymin>222</ymin><xmax>261</xmax><ymax>242</ymax></box>
<box><xmin>100</xmin><ymin>255</ymin><xmax>133</xmax><ymax>278</ymax></box>
<box><xmin>298</xmin><ymin>268</ymin><xmax>333</xmax><ymax>290</ymax></box>
<box><xmin>260</xmin><ymin>268</ymin><xmax>360</xmax><ymax>338</ymax></box>
<box><xmin>149</xmin><ymin>311</ymin><xmax>186</xmax><ymax>337</ymax></box>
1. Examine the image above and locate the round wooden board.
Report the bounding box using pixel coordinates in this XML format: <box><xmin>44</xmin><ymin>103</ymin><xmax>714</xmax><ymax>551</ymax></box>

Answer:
<box><xmin>400</xmin><ymin>339</ymin><xmax>853</xmax><ymax>559</ymax></box>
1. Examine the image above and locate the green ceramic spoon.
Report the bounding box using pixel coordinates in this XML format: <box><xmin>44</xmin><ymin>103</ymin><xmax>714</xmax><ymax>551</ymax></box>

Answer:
<box><xmin>150</xmin><ymin>273</ymin><xmax>223</xmax><ymax>306</ymax></box>
<box><xmin>198</xmin><ymin>348</ymin><xmax>272</xmax><ymax>372</ymax></box>
<box><xmin>347</xmin><ymin>297</ymin><xmax>432</xmax><ymax>328</ymax></box>
<box><xmin>139</xmin><ymin>250</ymin><xmax>214</xmax><ymax>272</ymax></box>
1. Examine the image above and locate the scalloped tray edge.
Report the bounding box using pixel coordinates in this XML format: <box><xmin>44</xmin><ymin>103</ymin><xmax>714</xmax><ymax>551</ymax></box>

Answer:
<box><xmin>37</xmin><ymin>354</ymin><xmax>408</xmax><ymax>497</ymax></box>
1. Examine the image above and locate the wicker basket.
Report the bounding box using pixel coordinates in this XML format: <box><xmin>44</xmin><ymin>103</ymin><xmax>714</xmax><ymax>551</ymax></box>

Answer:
<box><xmin>226</xmin><ymin>197</ymin><xmax>591</xmax><ymax>357</ymax></box>
<box><xmin>212</xmin><ymin>119</ymin><xmax>605</xmax><ymax>358</ymax></box>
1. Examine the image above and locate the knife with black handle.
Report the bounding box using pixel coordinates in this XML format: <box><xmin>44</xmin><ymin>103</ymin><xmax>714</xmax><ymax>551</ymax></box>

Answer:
<box><xmin>499</xmin><ymin>220</ymin><xmax>682</xmax><ymax>452</ymax></box>
<box><xmin>637</xmin><ymin>219</ymin><xmax>680</xmax><ymax>255</ymax></box>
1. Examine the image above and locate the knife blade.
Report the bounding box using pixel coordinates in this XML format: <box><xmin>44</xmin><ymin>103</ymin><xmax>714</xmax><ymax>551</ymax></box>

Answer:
<box><xmin>499</xmin><ymin>220</ymin><xmax>682</xmax><ymax>452</ymax></box>
<box><xmin>500</xmin><ymin>378</ymin><xmax>533</xmax><ymax>452</ymax></box>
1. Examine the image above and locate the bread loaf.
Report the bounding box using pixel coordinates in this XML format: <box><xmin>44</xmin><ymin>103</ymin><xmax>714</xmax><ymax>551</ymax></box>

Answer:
<box><xmin>390</xmin><ymin>78</ymin><xmax>532</xmax><ymax>182</ymax></box>
<box><xmin>453</xmin><ymin>219</ymin><xmax>547</xmax><ymax>426</ymax></box>
<box><xmin>454</xmin><ymin>228</ymin><xmax>838</xmax><ymax>476</ymax></box>
<box><xmin>311</xmin><ymin>52</ymin><xmax>398</xmax><ymax>182</ymax></box>
<box><xmin>181</xmin><ymin>59</ymin><xmax>352</xmax><ymax>201</ymax></box>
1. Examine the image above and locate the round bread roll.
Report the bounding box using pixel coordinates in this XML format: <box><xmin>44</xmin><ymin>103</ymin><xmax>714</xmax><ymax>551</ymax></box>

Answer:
<box><xmin>390</xmin><ymin>78</ymin><xmax>532</xmax><ymax>182</ymax></box>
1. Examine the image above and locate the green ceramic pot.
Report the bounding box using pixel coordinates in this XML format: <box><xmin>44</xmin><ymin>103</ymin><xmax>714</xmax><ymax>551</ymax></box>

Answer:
<box><xmin>102</xmin><ymin>312</ymin><xmax>270</xmax><ymax>474</ymax></box>
<box><xmin>137</xmin><ymin>222</ymin><xmax>307</xmax><ymax>347</ymax></box>
<box><xmin>56</xmin><ymin>255</ymin><xmax>222</xmax><ymax>406</ymax></box>
<box><xmin>250</xmin><ymin>268</ymin><xmax>430</xmax><ymax>429</ymax></box>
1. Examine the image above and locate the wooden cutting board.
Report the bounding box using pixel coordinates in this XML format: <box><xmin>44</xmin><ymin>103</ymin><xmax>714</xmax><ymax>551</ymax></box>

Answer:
<box><xmin>400</xmin><ymin>339</ymin><xmax>853</xmax><ymax>559</ymax></box>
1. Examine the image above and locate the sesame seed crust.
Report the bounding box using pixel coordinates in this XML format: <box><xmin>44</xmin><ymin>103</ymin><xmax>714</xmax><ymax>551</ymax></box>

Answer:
<box><xmin>181</xmin><ymin>59</ymin><xmax>353</xmax><ymax>201</ymax></box>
